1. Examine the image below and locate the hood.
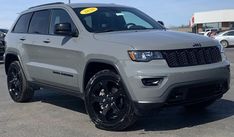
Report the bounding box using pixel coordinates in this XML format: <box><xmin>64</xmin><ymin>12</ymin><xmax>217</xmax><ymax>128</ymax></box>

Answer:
<box><xmin>94</xmin><ymin>30</ymin><xmax>218</xmax><ymax>50</ymax></box>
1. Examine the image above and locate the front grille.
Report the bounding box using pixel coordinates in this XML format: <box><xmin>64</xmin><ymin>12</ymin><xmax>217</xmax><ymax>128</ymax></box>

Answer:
<box><xmin>162</xmin><ymin>47</ymin><xmax>221</xmax><ymax>67</ymax></box>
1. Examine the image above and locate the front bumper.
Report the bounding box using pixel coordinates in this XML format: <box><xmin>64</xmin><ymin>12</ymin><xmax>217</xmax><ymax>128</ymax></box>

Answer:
<box><xmin>118</xmin><ymin>58</ymin><xmax>230</xmax><ymax>114</ymax></box>
<box><xmin>133</xmin><ymin>80</ymin><xmax>228</xmax><ymax>115</ymax></box>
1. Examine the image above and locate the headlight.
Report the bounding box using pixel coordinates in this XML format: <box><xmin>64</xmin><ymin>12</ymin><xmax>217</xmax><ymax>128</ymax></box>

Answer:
<box><xmin>128</xmin><ymin>50</ymin><xmax>163</xmax><ymax>62</ymax></box>
<box><xmin>217</xmin><ymin>43</ymin><xmax>224</xmax><ymax>53</ymax></box>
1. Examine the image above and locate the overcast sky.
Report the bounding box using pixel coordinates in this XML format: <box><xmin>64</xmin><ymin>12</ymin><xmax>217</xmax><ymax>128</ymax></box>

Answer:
<box><xmin>0</xmin><ymin>0</ymin><xmax>234</xmax><ymax>29</ymax></box>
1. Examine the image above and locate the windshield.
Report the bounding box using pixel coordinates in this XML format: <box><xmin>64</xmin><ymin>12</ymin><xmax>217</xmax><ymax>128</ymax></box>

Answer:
<box><xmin>73</xmin><ymin>7</ymin><xmax>164</xmax><ymax>33</ymax></box>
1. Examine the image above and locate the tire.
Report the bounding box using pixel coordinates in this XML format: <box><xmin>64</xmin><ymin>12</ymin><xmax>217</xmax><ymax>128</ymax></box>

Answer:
<box><xmin>7</xmin><ymin>61</ymin><xmax>34</xmax><ymax>102</ymax></box>
<box><xmin>184</xmin><ymin>99</ymin><xmax>217</xmax><ymax>111</ymax></box>
<box><xmin>85</xmin><ymin>70</ymin><xmax>136</xmax><ymax>131</ymax></box>
<box><xmin>220</xmin><ymin>40</ymin><xmax>229</xmax><ymax>48</ymax></box>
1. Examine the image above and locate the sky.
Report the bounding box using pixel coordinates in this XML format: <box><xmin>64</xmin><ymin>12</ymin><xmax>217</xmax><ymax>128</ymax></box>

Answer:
<box><xmin>0</xmin><ymin>0</ymin><xmax>234</xmax><ymax>29</ymax></box>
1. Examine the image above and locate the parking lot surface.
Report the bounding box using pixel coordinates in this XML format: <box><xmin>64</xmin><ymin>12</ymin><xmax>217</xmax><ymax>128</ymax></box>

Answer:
<box><xmin>0</xmin><ymin>48</ymin><xmax>234</xmax><ymax>137</ymax></box>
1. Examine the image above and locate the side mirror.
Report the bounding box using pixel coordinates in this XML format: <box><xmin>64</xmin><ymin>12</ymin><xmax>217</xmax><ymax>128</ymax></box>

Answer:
<box><xmin>158</xmin><ymin>21</ymin><xmax>165</xmax><ymax>26</ymax></box>
<box><xmin>54</xmin><ymin>23</ymin><xmax>78</xmax><ymax>37</ymax></box>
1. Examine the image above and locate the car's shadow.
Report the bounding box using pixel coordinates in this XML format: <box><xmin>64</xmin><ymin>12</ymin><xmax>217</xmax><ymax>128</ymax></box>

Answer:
<box><xmin>226</xmin><ymin>45</ymin><xmax>234</xmax><ymax>48</ymax></box>
<box><xmin>33</xmin><ymin>89</ymin><xmax>234</xmax><ymax>131</ymax></box>
<box><xmin>130</xmin><ymin>99</ymin><xmax>234</xmax><ymax>131</ymax></box>
<box><xmin>33</xmin><ymin>89</ymin><xmax>86</xmax><ymax>114</ymax></box>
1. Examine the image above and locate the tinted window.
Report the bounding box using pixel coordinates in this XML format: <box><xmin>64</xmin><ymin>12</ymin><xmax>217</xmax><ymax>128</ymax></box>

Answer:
<box><xmin>226</xmin><ymin>31</ymin><xmax>234</xmax><ymax>36</ymax></box>
<box><xmin>29</xmin><ymin>10</ymin><xmax>50</xmax><ymax>34</ymax></box>
<box><xmin>50</xmin><ymin>9</ymin><xmax>77</xmax><ymax>34</ymax></box>
<box><xmin>13</xmin><ymin>13</ymin><xmax>32</xmax><ymax>33</ymax></box>
<box><xmin>73</xmin><ymin>7</ymin><xmax>164</xmax><ymax>33</ymax></box>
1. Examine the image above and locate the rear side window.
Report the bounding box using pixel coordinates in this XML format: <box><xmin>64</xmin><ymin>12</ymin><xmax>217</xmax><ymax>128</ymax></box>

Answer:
<box><xmin>12</xmin><ymin>13</ymin><xmax>32</xmax><ymax>33</ymax></box>
<box><xmin>28</xmin><ymin>10</ymin><xmax>50</xmax><ymax>34</ymax></box>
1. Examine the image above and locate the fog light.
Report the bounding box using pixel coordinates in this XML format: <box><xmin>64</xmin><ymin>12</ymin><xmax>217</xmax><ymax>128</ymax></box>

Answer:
<box><xmin>142</xmin><ymin>78</ymin><xmax>163</xmax><ymax>86</ymax></box>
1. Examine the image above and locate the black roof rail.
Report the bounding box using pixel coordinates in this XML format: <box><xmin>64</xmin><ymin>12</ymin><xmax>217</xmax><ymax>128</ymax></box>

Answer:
<box><xmin>29</xmin><ymin>2</ymin><xmax>64</xmax><ymax>9</ymax></box>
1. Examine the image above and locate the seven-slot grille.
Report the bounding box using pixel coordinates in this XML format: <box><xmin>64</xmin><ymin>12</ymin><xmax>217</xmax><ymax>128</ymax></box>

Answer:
<box><xmin>162</xmin><ymin>46</ymin><xmax>222</xmax><ymax>67</ymax></box>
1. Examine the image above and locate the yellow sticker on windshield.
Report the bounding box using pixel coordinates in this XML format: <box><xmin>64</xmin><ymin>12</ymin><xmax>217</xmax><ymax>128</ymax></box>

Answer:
<box><xmin>80</xmin><ymin>7</ymin><xmax>98</xmax><ymax>15</ymax></box>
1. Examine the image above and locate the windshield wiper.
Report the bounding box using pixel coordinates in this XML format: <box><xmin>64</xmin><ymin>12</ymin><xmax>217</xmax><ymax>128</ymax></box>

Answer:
<box><xmin>102</xmin><ymin>29</ymin><xmax>116</xmax><ymax>32</ymax></box>
<box><xmin>94</xmin><ymin>29</ymin><xmax>116</xmax><ymax>33</ymax></box>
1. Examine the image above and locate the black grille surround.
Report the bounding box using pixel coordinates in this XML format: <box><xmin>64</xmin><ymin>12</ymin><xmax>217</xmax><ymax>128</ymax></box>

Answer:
<box><xmin>162</xmin><ymin>46</ymin><xmax>222</xmax><ymax>67</ymax></box>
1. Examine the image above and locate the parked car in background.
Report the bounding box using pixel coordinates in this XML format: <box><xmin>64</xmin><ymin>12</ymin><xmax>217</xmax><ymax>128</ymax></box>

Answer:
<box><xmin>0</xmin><ymin>29</ymin><xmax>8</xmax><ymax>60</ymax></box>
<box><xmin>0</xmin><ymin>29</ymin><xmax>8</xmax><ymax>39</ymax></box>
<box><xmin>215</xmin><ymin>30</ymin><xmax>234</xmax><ymax>48</ymax></box>
<box><xmin>205</xmin><ymin>28</ymin><xmax>219</xmax><ymax>32</ymax></box>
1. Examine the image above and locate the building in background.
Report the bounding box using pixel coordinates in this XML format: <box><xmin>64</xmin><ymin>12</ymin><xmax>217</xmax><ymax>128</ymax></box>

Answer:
<box><xmin>169</xmin><ymin>25</ymin><xmax>192</xmax><ymax>33</ymax></box>
<box><xmin>190</xmin><ymin>9</ymin><xmax>234</xmax><ymax>33</ymax></box>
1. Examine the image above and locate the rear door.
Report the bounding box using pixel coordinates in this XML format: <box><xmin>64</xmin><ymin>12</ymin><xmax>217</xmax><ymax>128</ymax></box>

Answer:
<box><xmin>23</xmin><ymin>10</ymin><xmax>52</xmax><ymax>84</ymax></box>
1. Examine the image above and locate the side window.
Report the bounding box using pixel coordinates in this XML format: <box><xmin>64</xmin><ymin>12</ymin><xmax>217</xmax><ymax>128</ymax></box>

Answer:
<box><xmin>12</xmin><ymin>13</ymin><xmax>32</xmax><ymax>33</ymax></box>
<box><xmin>227</xmin><ymin>31</ymin><xmax>234</xmax><ymax>36</ymax></box>
<box><xmin>223</xmin><ymin>32</ymin><xmax>228</xmax><ymax>36</ymax></box>
<box><xmin>28</xmin><ymin>10</ymin><xmax>50</xmax><ymax>34</ymax></box>
<box><xmin>49</xmin><ymin>9</ymin><xmax>77</xmax><ymax>34</ymax></box>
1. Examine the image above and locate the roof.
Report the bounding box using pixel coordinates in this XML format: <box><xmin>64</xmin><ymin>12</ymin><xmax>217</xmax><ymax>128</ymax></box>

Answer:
<box><xmin>68</xmin><ymin>3</ymin><xmax>129</xmax><ymax>8</ymax></box>
<box><xmin>28</xmin><ymin>2</ymin><xmax>129</xmax><ymax>10</ymax></box>
<box><xmin>24</xmin><ymin>2</ymin><xmax>130</xmax><ymax>14</ymax></box>
<box><xmin>192</xmin><ymin>9</ymin><xmax>234</xmax><ymax>25</ymax></box>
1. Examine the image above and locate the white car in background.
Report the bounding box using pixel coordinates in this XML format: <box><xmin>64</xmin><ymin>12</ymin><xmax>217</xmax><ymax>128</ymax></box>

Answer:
<box><xmin>215</xmin><ymin>30</ymin><xmax>234</xmax><ymax>48</ymax></box>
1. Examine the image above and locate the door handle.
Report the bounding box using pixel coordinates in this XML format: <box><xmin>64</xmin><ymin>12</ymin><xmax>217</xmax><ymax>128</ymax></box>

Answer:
<box><xmin>43</xmin><ymin>40</ymin><xmax>50</xmax><ymax>43</ymax></box>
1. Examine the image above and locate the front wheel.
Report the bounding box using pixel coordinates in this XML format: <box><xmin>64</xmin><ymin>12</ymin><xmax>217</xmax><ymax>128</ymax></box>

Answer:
<box><xmin>85</xmin><ymin>70</ymin><xmax>136</xmax><ymax>131</ymax></box>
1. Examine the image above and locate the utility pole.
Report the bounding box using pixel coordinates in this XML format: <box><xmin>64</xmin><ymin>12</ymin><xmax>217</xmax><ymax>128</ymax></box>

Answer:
<box><xmin>68</xmin><ymin>0</ymin><xmax>71</xmax><ymax>3</ymax></box>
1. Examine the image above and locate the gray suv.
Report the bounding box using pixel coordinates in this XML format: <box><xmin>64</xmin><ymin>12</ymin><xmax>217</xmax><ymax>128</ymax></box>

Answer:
<box><xmin>4</xmin><ymin>2</ymin><xmax>230</xmax><ymax>130</ymax></box>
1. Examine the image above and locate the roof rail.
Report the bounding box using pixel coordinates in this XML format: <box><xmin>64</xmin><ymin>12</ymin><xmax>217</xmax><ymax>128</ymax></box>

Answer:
<box><xmin>29</xmin><ymin>2</ymin><xmax>64</xmax><ymax>9</ymax></box>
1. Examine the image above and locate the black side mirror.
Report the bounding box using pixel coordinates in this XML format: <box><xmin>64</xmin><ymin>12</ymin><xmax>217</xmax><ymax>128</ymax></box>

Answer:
<box><xmin>158</xmin><ymin>21</ymin><xmax>165</xmax><ymax>26</ymax></box>
<box><xmin>54</xmin><ymin>23</ymin><xmax>78</xmax><ymax>37</ymax></box>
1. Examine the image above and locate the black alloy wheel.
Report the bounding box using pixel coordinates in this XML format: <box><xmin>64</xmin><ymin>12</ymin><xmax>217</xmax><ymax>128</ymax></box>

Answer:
<box><xmin>85</xmin><ymin>70</ymin><xmax>136</xmax><ymax>131</ymax></box>
<box><xmin>7</xmin><ymin>61</ymin><xmax>34</xmax><ymax>102</ymax></box>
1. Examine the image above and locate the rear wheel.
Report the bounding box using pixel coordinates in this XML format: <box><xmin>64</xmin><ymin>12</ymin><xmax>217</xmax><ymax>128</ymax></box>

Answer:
<box><xmin>7</xmin><ymin>61</ymin><xmax>34</xmax><ymax>102</ymax></box>
<box><xmin>220</xmin><ymin>40</ymin><xmax>229</xmax><ymax>48</ymax></box>
<box><xmin>85</xmin><ymin>70</ymin><xmax>136</xmax><ymax>131</ymax></box>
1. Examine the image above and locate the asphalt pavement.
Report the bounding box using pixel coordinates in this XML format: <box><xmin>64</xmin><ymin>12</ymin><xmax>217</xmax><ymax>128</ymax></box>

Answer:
<box><xmin>0</xmin><ymin>48</ymin><xmax>234</xmax><ymax>137</ymax></box>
